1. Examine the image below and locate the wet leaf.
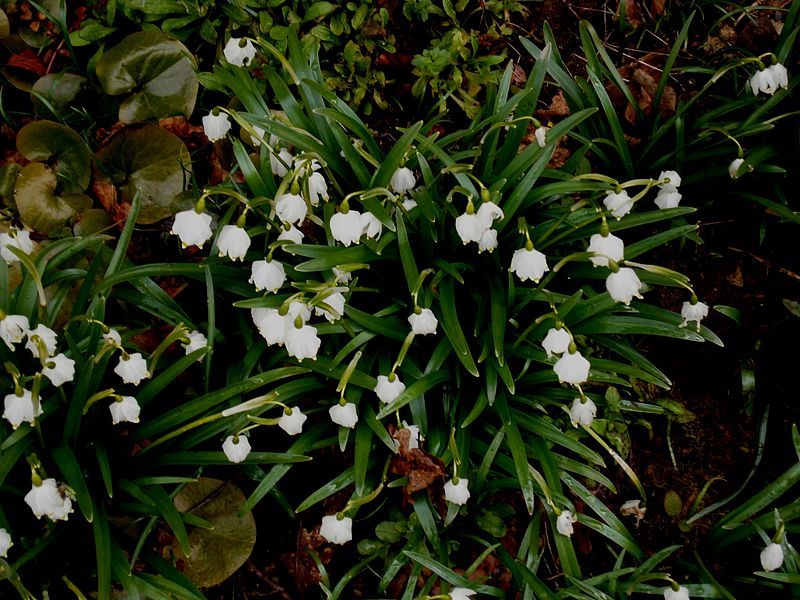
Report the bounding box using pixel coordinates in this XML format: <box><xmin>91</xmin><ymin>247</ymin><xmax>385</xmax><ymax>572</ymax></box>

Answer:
<box><xmin>73</xmin><ymin>209</ymin><xmax>112</xmax><ymax>236</ymax></box>
<box><xmin>32</xmin><ymin>73</ymin><xmax>87</xmax><ymax>116</ymax></box>
<box><xmin>93</xmin><ymin>124</ymin><xmax>192</xmax><ymax>224</ymax></box>
<box><xmin>17</xmin><ymin>120</ymin><xmax>92</xmax><ymax>192</ymax></box>
<box><xmin>172</xmin><ymin>478</ymin><xmax>256</xmax><ymax>589</ymax></box>
<box><xmin>0</xmin><ymin>163</ymin><xmax>21</xmax><ymax>208</ymax></box>
<box><xmin>96</xmin><ymin>30</ymin><xmax>198</xmax><ymax>123</ymax></box>
<box><xmin>15</xmin><ymin>162</ymin><xmax>91</xmax><ymax>236</ymax></box>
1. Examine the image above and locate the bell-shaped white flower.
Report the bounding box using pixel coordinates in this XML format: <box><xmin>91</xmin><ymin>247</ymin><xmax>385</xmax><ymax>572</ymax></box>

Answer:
<box><xmin>658</xmin><ymin>170</ymin><xmax>681</xmax><ymax>190</ymax></box>
<box><xmin>374</xmin><ymin>374</ymin><xmax>405</xmax><ymax>405</ymax></box>
<box><xmin>114</xmin><ymin>352</ymin><xmax>149</xmax><ymax>385</ymax></box>
<box><xmin>103</xmin><ymin>328</ymin><xmax>122</xmax><ymax>346</ymax></box>
<box><xmin>217</xmin><ymin>224</ymin><xmax>251</xmax><ymax>261</ymax></box>
<box><xmin>26</xmin><ymin>324</ymin><xmax>57</xmax><ymax>358</ymax></box>
<box><xmin>681</xmin><ymin>300</ymin><xmax>709</xmax><ymax>331</ymax></box>
<box><xmin>477</xmin><ymin>228</ymin><xmax>498</xmax><ymax>253</ymax></box>
<box><xmin>450</xmin><ymin>588</ymin><xmax>477</xmax><ymax>600</ymax></box>
<box><xmin>0</xmin><ymin>228</ymin><xmax>35</xmax><ymax>263</ymax></box>
<box><xmin>554</xmin><ymin>349</ymin><xmax>591</xmax><ymax>386</ymax></box>
<box><xmin>330</xmin><ymin>210</ymin><xmax>364</xmax><ymax>246</ymax></box>
<box><xmin>0</xmin><ymin>529</ymin><xmax>11</xmax><ymax>558</ymax></box>
<box><xmin>0</xmin><ymin>314</ymin><xmax>29</xmax><ymax>349</ymax></box>
<box><xmin>24</xmin><ymin>478</ymin><xmax>73</xmax><ymax>521</ymax></box>
<box><xmin>284</xmin><ymin>323</ymin><xmax>321</xmax><ymax>361</ymax></box>
<box><xmin>249</xmin><ymin>259</ymin><xmax>286</xmax><ymax>293</ymax></box>
<box><xmin>534</xmin><ymin>125</ymin><xmax>549</xmax><ymax>148</ymax></box>
<box><xmin>42</xmin><ymin>353</ymin><xmax>75</xmax><ymax>387</ymax></box>
<box><xmin>604</xmin><ymin>190</ymin><xmax>634</xmax><ymax>220</ymax></box>
<box><xmin>588</xmin><ymin>232</ymin><xmax>624</xmax><ymax>267</ymax></box>
<box><xmin>171</xmin><ymin>209</ymin><xmax>213</xmax><ymax>248</ymax></box>
<box><xmin>270</xmin><ymin>147</ymin><xmax>294</xmax><ymax>177</ymax></box>
<box><xmin>760</xmin><ymin>542</ymin><xmax>784</xmax><ymax>572</ymax></box>
<box><xmin>3</xmin><ymin>389</ymin><xmax>41</xmax><ymax>429</ymax></box>
<box><xmin>360</xmin><ymin>212</ymin><xmax>383</xmax><ymax>240</ymax></box>
<box><xmin>109</xmin><ymin>396</ymin><xmax>140</xmax><ymax>424</ymax></box>
<box><xmin>750</xmin><ymin>67</ymin><xmax>778</xmax><ymax>96</ymax></box>
<box><xmin>606</xmin><ymin>267</ymin><xmax>643</xmax><ymax>305</ymax></box>
<box><xmin>333</xmin><ymin>267</ymin><xmax>352</xmax><ymax>284</ymax></box>
<box><xmin>223</xmin><ymin>37</ymin><xmax>256</xmax><ymax>67</ymax></box>
<box><xmin>444</xmin><ymin>478</ymin><xmax>470</xmax><ymax>505</ymax></box>
<box><xmin>278</xmin><ymin>406</ymin><xmax>307</xmax><ymax>435</ymax></box>
<box><xmin>767</xmin><ymin>63</ymin><xmax>788</xmax><ymax>90</ymax></box>
<box><xmin>455</xmin><ymin>211</ymin><xmax>485</xmax><ymax>244</ymax></box>
<box><xmin>320</xmin><ymin>514</ymin><xmax>353</xmax><ymax>545</ymax></box>
<box><xmin>477</xmin><ymin>201</ymin><xmax>504</xmax><ymax>227</ymax></box>
<box><xmin>728</xmin><ymin>158</ymin><xmax>745</xmax><ymax>179</ymax></box>
<box><xmin>252</xmin><ymin>308</ymin><xmax>288</xmax><ymax>346</ymax></box>
<box><xmin>510</xmin><ymin>246</ymin><xmax>549</xmax><ymax>282</ymax></box>
<box><xmin>275</xmin><ymin>193</ymin><xmax>307</xmax><ymax>225</ymax></box>
<box><xmin>402</xmin><ymin>421</ymin><xmax>422</xmax><ymax>449</ymax></box>
<box><xmin>408</xmin><ymin>308</ymin><xmax>438</xmax><ymax>335</ymax></box>
<box><xmin>329</xmin><ymin>402</ymin><xmax>358</xmax><ymax>428</ymax></box>
<box><xmin>390</xmin><ymin>167</ymin><xmax>416</xmax><ymax>195</ymax></box>
<box><xmin>222</xmin><ymin>435</ymin><xmax>251</xmax><ymax>463</ymax></box>
<box><xmin>314</xmin><ymin>292</ymin><xmax>346</xmax><ymax>323</ymax></box>
<box><xmin>556</xmin><ymin>510</ymin><xmax>576</xmax><ymax>536</ymax></box>
<box><xmin>542</xmin><ymin>327</ymin><xmax>571</xmax><ymax>358</ymax></box>
<box><xmin>570</xmin><ymin>397</ymin><xmax>597</xmax><ymax>427</ymax></box>
<box><xmin>278</xmin><ymin>224</ymin><xmax>304</xmax><ymax>244</ymax></box>
<box><xmin>654</xmin><ymin>188</ymin><xmax>682</xmax><ymax>210</ymax></box>
<box><xmin>663</xmin><ymin>586</ymin><xmax>690</xmax><ymax>600</ymax></box>
<box><xmin>182</xmin><ymin>330</ymin><xmax>207</xmax><ymax>358</ymax></box>
<box><xmin>202</xmin><ymin>111</ymin><xmax>231</xmax><ymax>142</ymax></box>
<box><xmin>308</xmin><ymin>171</ymin><xmax>328</xmax><ymax>206</ymax></box>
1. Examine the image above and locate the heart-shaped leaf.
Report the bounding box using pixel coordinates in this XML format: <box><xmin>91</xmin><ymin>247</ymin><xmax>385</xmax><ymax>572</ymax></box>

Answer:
<box><xmin>31</xmin><ymin>73</ymin><xmax>87</xmax><ymax>116</ymax></box>
<box><xmin>96</xmin><ymin>30</ymin><xmax>198</xmax><ymax>123</ymax></box>
<box><xmin>16</xmin><ymin>162</ymin><xmax>92</xmax><ymax>236</ymax></box>
<box><xmin>17</xmin><ymin>120</ymin><xmax>92</xmax><ymax>192</ymax></box>
<box><xmin>93</xmin><ymin>123</ymin><xmax>192</xmax><ymax>224</ymax></box>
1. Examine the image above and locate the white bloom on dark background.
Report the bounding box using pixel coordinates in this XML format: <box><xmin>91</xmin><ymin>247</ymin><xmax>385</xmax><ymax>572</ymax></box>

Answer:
<box><xmin>330</xmin><ymin>210</ymin><xmax>363</xmax><ymax>246</ymax></box>
<box><xmin>278</xmin><ymin>407</ymin><xmax>307</xmax><ymax>435</ymax></box>
<box><xmin>0</xmin><ymin>228</ymin><xmax>35</xmax><ymax>263</ymax></box>
<box><xmin>0</xmin><ymin>529</ymin><xmax>11</xmax><ymax>558</ymax></box>
<box><xmin>455</xmin><ymin>211</ymin><xmax>485</xmax><ymax>244</ymax></box>
<box><xmin>681</xmin><ymin>300</ymin><xmax>709</xmax><ymax>331</ymax></box>
<box><xmin>663</xmin><ymin>586</ymin><xmax>690</xmax><ymax>600</ymax></box>
<box><xmin>275</xmin><ymin>193</ymin><xmax>307</xmax><ymax>225</ymax></box>
<box><xmin>389</xmin><ymin>167</ymin><xmax>416</xmax><ymax>195</ymax></box>
<box><xmin>554</xmin><ymin>349</ymin><xmax>590</xmax><ymax>385</ymax></box>
<box><xmin>728</xmin><ymin>158</ymin><xmax>745</xmax><ymax>179</ymax></box>
<box><xmin>42</xmin><ymin>353</ymin><xmax>75</xmax><ymax>387</ymax></box>
<box><xmin>542</xmin><ymin>327</ymin><xmax>571</xmax><ymax>358</ymax></box>
<box><xmin>767</xmin><ymin>63</ymin><xmax>788</xmax><ymax>89</ymax></box>
<box><xmin>360</xmin><ymin>212</ymin><xmax>383</xmax><ymax>240</ymax></box>
<box><xmin>760</xmin><ymin>542</ymin><xmax>784</xmax><ymax>572</ymax></box>
<box><xmin>222</xmin><ymin>435</ymin><xmax>251</xmax><ymax>463</ymax></box>
<box><xmin>402</xmin><ymin>422</ymin><xmax>422</xmax><ymax>449</ymax></box>
<box><xmin>510</xmin><ymin>247</ymin><xmax>549</xmax><ymax>282</ymax></box>
<box><xmin>570</xmin><ymin>397</ymin><xmax>597</xmax><ymax>427</ymax></box>
<box><xmin>409</xmin><ymin>308</ymin><xmax>438</xmax><ymax>335</ymax></box>
<box><xmin>450</xmin><ymin>588</ymin><xmax>477</xmax><ymax>600</ymax></box>
<box><xmin>109</xmin><ymin>396</ymin><xmax>140</xmax><ymax>424</ymax></box>
<box><xmin>3</xmin><ymin>389</ymin><xmax>40</xmax><ymax>429</ymax></box>
<box><xmin>182</xmin><ymin>330</ymin><xmax>207</xmax><ymax>358</ymax></box>
<box><xmin>249</xmin><ymin>259</ymin><xmax>286</xmax><ymax>293</ymax></box>
<box><xmin>658</xmin><ymin>170</ymin><xmax>681</xmax><ymax>190</ymax></box>
<box><xmin>284</xmin><ymin>323</ymin><xmax>321</xmax><ymax>361</ymax></box>
<box><xmin>24</xmin><ymin>478</ymin><xmax>73</xmax><ymax>521</ymax></box>
<box><xmin>26</xmin><ymin>324</ymin><xmax>57</xmax><ymax>358</ymax></box>
<box><xmin>270</xmin><ymin>147</ymin><xmax>294</xmax><ymax>177</ymax></box>
<box><xmin>0</xmin><ymin>314</ymin><xmax>29</xmax><ymax>349</ymax></box>
<box><xmin>223</xmin><ymin>37</ymin><xmax>256</xmax><ymax>67</ymax></box>
<box><xmin>308</xmin><ymin>171</ymin><xmax>329</xmax><ymax>205</ymax></box>
<box><xmin>278</xmin><ymin>225</ymin><xmax>304</xmax><ymax>245</ymax></box>
<box><xmin>329</xmin><ymin>402</ymin><xmax>358</xmax><ymax>428</ymax></box>
<box><xmin>477</xmin><ymin>228</ymin><xmax>498</xmax><ymax>253</ymax></box>
<box><xmin>314</xmin><ymin>292</ymin><xmax>346</xmax><ymax>323</ymax></box>
<box><xmin>603</xmin><ymin>190</ymin><xmax>633</xmax><ymax>220</ymax></box>
<box><xmin>172</xmin><ymin>210</ymin><xmax>213</xmax><ymax>248</ymax></box>
<box><xmin>750</xmin><ymin>64</ymin><xmax>788</xmax><ymax>96</ymax></box>
<box><xmin>202</xmin><ymin>111</ymin><xmax>231</xmax><ymax>142</ymax></box>
<box><xmin>556</xmin><ymin>510</ymin><xmax>577</xmax><ymax>536</ymax></box>
<box><xmin>374</xmin><ymin>374</ymin><xmax>405</xmax><ymax>405</ymax></box>
<box><xmin>114</xmin><ymin>353</ymin><xmax>149</xmax><ymax>385</ymax></box>
<box><xmin>588</xmin><ymin>232</ymin><xmax>624</xmax><ymax>267</ymax></box>
<box><xmin>654</xmin><ymin>188</ymin><xmax>682</xmax><ymax>210</ymax></box>
<box><xmin>444</xmin><ymin>478</ymin><xmax>470</xmax><ymax>505</ymax></box>
<box><xmin>103</xmin><ymin>328</ymin><xmax>122</xmax><ymax>346</ymax></box>
<box><xmin>606</xmin><ymin>268</ymin><xmax>643</xmax><ymax>305</ymax></box>
<box><xmin>534</xmin><ymin>125</ymin><xmax>548</xmax><ymax>148</ymax></box>
<box><xmin>320</xmin><ymin>514</ymin><xmax>352</xmax><ymax>544</ymax></box>
<box><xmin>217</xmin><ymin>224</ymin><xmax>251</xmax><ymax>261</ymax></box>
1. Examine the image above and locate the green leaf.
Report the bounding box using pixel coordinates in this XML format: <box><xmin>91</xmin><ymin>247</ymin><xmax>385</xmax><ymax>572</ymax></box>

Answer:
<box><xmin>96</xmin><ymin>30</ymin><xmax>198</xmax><ymax>122</ymax></box>
<box><xmin>15</xmin><ymin>162</ymin><xmax>91</xmax><ymax>236</ymax></box>
<box><xmin>31</xmin><ymin>73</ymin><xmax>87</xmax><ymax>117</ymax></box>
<box><xmin>438</xmin><ymin>277</ymin><xmax>479</xmax><ymax>376</ymax></box>
<box><xmin>51</xmin><ymin>444</ymin><xmax>94</xmax><ymax>522</ymax></box>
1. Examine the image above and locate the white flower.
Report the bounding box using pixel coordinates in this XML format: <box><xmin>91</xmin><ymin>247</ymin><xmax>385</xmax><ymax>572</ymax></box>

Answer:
<box><xmin>171</xmin><ymin>210</ymin><xmax>213</xmax><ymax>248</ymax></box>
<box><xmin>103</xmin><ymin>328</ymin><xmax>122</xmax><ymax>346</ymax></box>
<box><xmin>760</xmin><ymin>542</ymin><xmax>784</xmax><ymax>572</ymax></box>
<box><xmin>534</xmin><ymin>125</ymin><xmax>548</xmax><ymax>148</ymax></box>
<box><xmin>477</xmin><ymin>228</ymin><xmax>498</xmax><ymax>253</ymax></box>
<box><xmin>606</xmin><ymin>267</ymin><xmax>643</xmax><ymax>305</ymax></box>
<box><xmin>360</xmin><ymin>212</ymin><xmax>383</xmax><ymax>240</ymax></box>
<box><xmin>0</xmin><ymin>529</ymin><xmax>11</xmax><ymax>558</ymax></box>
<box><xmin>0</xmin><ymin>314</ymin><xmax>29</xmax><ymax>349</ymax></box>
<box><xmin>408</xmin><ymin>308</ymin><xmax>438</xmax><ymax>335</ymax></box>
<box><xmin>654</xmin><ymin>189</ymin><xmax>682</xmax><ymax>210</ymax></box>
<box><xmin>278</xmin><ymin>406</ymin><xmax>307</xmax><ymax>435</ymax></box>
<box><xmin>24</xmin><ymin>478</ymin><xmax>73</xmax><ymax>521</ymax></box>
<box><xmin>249</xmin><ymin>259</ymin><xmax>286</xmax><ymax>293</ymax></box>
<box><xmin>477</xmin><ymin>201</ymin><xmax>504</xmax><ymax>227</ymax></box>
<box><xmin>308</xmin><ymin>171</ymin><xmax>328</xmax><ymax>205</ymax></box>
<box><xmin>114</xmin><ymin>352</ymin><xmax>149</xmax><ymax>385</ymax></box>
<box><xmin>26</xmin><ymin>324</ymin><xmax>57</xmax><ymax>358</ymax></box>
<box><xmin>570</xmin><ymin>397</ymin><xmax>597</xmax><ymax>427</ymax></box>
<box><xmin>402</xmin><ymin>198</ymin><xmax>417</xmax><ymax>211</ymax></box>
<box><xmin>663</xmin><ymin>586</ymin><xmax>690</xmax><ymax>600</ymax></box>
<box><xmin>450</xmin><ymin>588</ymin><xmax>477</xmax><ymax>600</ymax></box>
<box><xmin>510</xmin><ymin>247</ymin><xmax>549</xmax><ymax>282</ymax></box>
<box><xmin>681</xmin><ymin>300</ymin><xmax>709</xmax><ymax>331</ymax></box>
<box><xmin>604</xmin><ymin>190</ymin><xmax>634</xmax><ymax>220</ymax></box>
<box><xmin>320</xmin><ymin>514</ymin><xmax>353</xmax><ymax>545</ymax></box>
<box><xmin>658</xmin><ymin>170</ymin><xmax>681</xmax><ymax>190</ymax></box>
<box><xmin>0</xmin><ymin>228</ymin><xmax>35</xmax><ymax>263</ymax></box>
<box><xmin>750</xmin><ymin>67</ymin><xmax>778</xmax><ymax>96</ymax></box>
<box><xmin>182</xmin><ymin>330</ymin><xmax>207</xmax><ymax>358</ymax></box>
<box><xmin>767</xmin><ymin>63</ymin><xmax>788</xmax><ymax>90</ymax></box>
<box><xmin>251</xmin><ymin>308</ymin><xmax>289</xmax><ymax>346</ymax></box>
<box><xmin>444</xmin><ymin>478</ymin><xmax>470</xmax><ymax>505</ymax></box>
<box><xmin>222</xmin><ymin>435</ymin><xmax>251</xmax><ymax>463</ymax></box>
<box><xmin>588</xmin><ymin>232</ymin><xmax>624</xmax><ymax>267</ymax></box>
<box><xmin>728</xmin><ymin>158</ymin><xmax>745</xmax><ymax>179</ymax></box>
<box><xmin>109</xmin><ymin>396</ymin><xmax>140</xmax><ymax>424</ymax></box>
<box><xmin>455</xmin><ymin>211</ymin><xmax>485</xmax><ymax>244</ymax></box>
<box><xmin>330</xmin><ymin>210</ymin><xmax>363</xmax><ymax>246</ymax></box>
<box><xmin>217</xmin><ymin>224</ymin><xmax>251</xmax><ymax>261</ymax></box>
<box><xmin>42</xmin><ymin>353</ymin><xmax>75</xmax><ymax>387</ymax></box>
<box><xmin>3</xmin><ymin>389</ymin><xmax>41</xmax><ymax>429</ymax></box>
<box><xmin>275</xmin><ymin>193</ymin><xmax>307</xmax><ymax>225</ymax></box>
<box><xmin>374</xmin><ymin>374</ymin><xmax>405</xmax><ymax>405</ymax></box>
<box><xmin>333</xmin><ymin>267</ymin><xmax>352</xmax><ymax>284</ymax></box>
<box><xmin>223</xmin><ymin>37</ymin><xmax>256</xmax><ymax>67</ymax></box>
<box><xmin>278</xmin><ymin>225</ymin><xmax>304</xmax><ymax>244</ymax></box>
<box><xmin>403</xmin><ymin>422</ymin><xmax>422</xmax><ymax>449</ymax></box>
<box><xmin>270</xmin><ymin>147</ymin><xmax>293</xmax><ymax>177</ymax></box>
<box><xmin>556</xmin><ymin>510</ymin><xmax>576</xmax><ymax>536</ymax></box>
<box><xmin>542</xmin><ymin>327</ymin><xmax>570</xmax><ymax>358</ymax></box>
<box><xmin>202</xmin><ymin>111</ymin><xmax>231</xmax><ymax>142</ymax></box>
<box><xmin>329</xmin><ymin>402</ymin><xmax>358</xmax><ymax>428</ymax></box>
<box><xmin>389</xmin><ymin>167</ymin><xmax>416</xmax><ymax>195</ymax></box>
<box><xmin>554</xmin><ymin>350</ymin><xmax>590</xmax><ymax>385</ymax></box>
<box><xmin>284</xmin><ymin>323</ymin><xmax>321</xmax><ymax>361</ymax></box>
<box><xmin>314</xmin><ymin>292</ymin><xmax>346</xmax><ymax>323</ymax></box>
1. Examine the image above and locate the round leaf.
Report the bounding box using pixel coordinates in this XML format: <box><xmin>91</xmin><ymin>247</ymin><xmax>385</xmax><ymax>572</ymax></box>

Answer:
<box><xmin>17</xmin><ymin>120</ymin><xmax>92</xmax><ymax>192</ymax></box>
<box><xmin>171</xmin><ymin>478</ymin><xmax>256</xmax><ymax>588</ymax></box>
<box><xmin>95</xmin><ymin>30</ymin><xmax>198</xmax><ymax>123</ymax></box>
<box><xmin>32</xmin><ymin>73</ymin><xmax>87</xmax><ymax>117</ymax></box>
<box><xmin>93</xmin><ymin>124</ymin><xmax>192</xmax><ymax>224</ymax></box>
<box><xmin>16</xmin><ymin>162</ymin><xmax>92</xmax><ymax>236</ymax></box>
